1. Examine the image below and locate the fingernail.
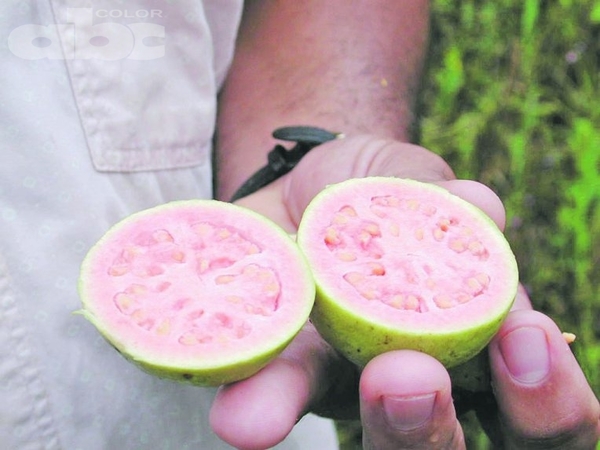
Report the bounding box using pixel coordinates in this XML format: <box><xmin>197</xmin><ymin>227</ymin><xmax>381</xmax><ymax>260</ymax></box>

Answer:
<box><xmin>499</xmin><ymin>327</ymin><xmax>550</xmax><ymax>384</ymax></box>
<box><xmin>382</xmin><ymin>393</ymin><xmax>436</xmax><ymax>431</ymax></box>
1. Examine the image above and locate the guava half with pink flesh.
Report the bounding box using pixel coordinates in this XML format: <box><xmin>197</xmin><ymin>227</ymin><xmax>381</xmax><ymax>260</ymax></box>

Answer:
<box><xmin>296</xmin><ymin>177</ymin><xmax>518</xmax><ymax>368</ymax></box>
<box><xmin>78</xmin><ymin>200</ymin><xmax>315</xmax><ymax>386</ymax></box>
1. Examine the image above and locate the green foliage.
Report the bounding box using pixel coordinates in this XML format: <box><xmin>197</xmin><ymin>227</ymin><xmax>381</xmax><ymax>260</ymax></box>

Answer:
<box><xmin>338</xmin><ymin>0</ymin><xmax>599</xmax><ymax>447</ymax></box>
<box><xmin>419</xmin><ymin>0</ymin><xmax>600</xmax><ymax>446</ymax></box>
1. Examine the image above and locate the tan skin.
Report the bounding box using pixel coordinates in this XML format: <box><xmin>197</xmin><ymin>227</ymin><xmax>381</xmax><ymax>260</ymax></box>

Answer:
<box><xmin>214</xmin><ymin>0</ymin><xmax>428</xmax><ymax>201</ymax></box>
<box><xmin>210</xmin><ymin>1</ymin><xmax>600</xmax><ymax>449</ymax></box>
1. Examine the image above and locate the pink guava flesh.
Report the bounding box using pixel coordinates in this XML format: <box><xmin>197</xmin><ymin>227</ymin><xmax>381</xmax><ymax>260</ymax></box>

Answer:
<box><xmin>297</xmin><ymin>177</ymin><xmax>518</xmax><ymax>367</ymax></box>
<box><xmin>78</xmin><ymin>200</ymin><xmax>315</xmax><ymax>385</ymax></box>
<box><xmin>323</xmin><ymin>197</ymin><xmax>495</xmax><ymax>318</ymax></box>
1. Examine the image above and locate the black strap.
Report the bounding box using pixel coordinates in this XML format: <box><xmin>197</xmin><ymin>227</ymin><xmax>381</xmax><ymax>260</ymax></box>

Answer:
<box><xmin>229</xmin><ymin>126</ymin><xmax>341</xmax><ymax>202</ymax></box>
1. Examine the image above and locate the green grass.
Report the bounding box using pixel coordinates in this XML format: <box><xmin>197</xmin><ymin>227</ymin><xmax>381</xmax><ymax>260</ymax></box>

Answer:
<box><xmin>422</xmin><ymin>0</ymin><xmax>600</xmax><ymax>395</ymax></box>
<box><xmin>338</xmin><ymin>0</ymin><xmax>600</xmax><ymax>447</ymax></box>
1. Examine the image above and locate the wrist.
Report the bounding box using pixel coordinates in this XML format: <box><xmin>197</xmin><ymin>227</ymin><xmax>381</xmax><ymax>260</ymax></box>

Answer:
<box><xmin>229</xmin><ymin>126</ymin><xmax>343</xmax><ymax>202</ymax></box>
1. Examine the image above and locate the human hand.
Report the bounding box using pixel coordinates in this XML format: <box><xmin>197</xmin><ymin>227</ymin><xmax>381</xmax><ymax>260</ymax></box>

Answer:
<box><xmin>209</xmin><ymin>136</ymin><xmax>600</xmax><ymax>449</ymax></box>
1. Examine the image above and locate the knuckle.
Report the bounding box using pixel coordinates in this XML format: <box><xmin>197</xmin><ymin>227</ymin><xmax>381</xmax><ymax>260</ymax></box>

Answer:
<box><xmin>355</xmin><ymin>136</ymin><xmax>454</xmax><ymax>182</ymax></box>
<box><xmin>505</xmin><ymin>411</ymin><xmax>600</xmax><ymax>449</ymax></box>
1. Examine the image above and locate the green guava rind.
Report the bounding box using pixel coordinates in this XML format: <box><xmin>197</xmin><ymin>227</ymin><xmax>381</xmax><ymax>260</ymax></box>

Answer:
<box><xmin>77</xmin><ymin>200</ymin><xmax>315</xmax><ymax>387</ymax></box>
<box><xmin>77</xmin><ymin>310</ymin><xmax>297</xmax><ymax>387</ymax></box>
<box><xmin>75</xmin><ymin>309</ymin><xmax>298</xmax><ymax>386</ymax></box>
<box><xmin>308</xmin><ymin>290</ymin><xmax>505</xmax><ymax>368</ymax></box>
<box><xmin>448</xmin><ymin>349</ymin><xmax>491</xmax><ymax>392</ymax></box>
<box><xmin>297</xmin><ymin>177</ymin><xmax>518</xmax><ymax>369</ymax></box>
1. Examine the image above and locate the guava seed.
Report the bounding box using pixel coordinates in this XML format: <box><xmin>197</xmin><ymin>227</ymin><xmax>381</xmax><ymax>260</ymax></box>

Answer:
<box><xmin>322</xmin><ymin>195</ymin><xmax>494</xmax><ymax>312</ymax></box>
<box><xmin>107</xmin><ymin>224</ymin><xmax>280</xmax><ymax>346</ymax></box>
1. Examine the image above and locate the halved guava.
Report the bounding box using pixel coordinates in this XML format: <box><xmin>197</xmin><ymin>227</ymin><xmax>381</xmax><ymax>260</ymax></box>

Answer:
<box><xmin>296</xmin><ymin>177</ymin><xmax>518</xmax><ymax>368</ymax></box>
<box><xmin>78</xmin><ymin>200</ymin><xmax>315</xmax><ymax>386</ymax></box>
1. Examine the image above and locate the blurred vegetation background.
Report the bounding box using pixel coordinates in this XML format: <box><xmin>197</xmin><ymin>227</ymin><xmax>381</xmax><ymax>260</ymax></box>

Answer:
<box><xmin>337</xmin><ymin>0</ymin><xmax>599</xmax><ymax>447</ymax></box>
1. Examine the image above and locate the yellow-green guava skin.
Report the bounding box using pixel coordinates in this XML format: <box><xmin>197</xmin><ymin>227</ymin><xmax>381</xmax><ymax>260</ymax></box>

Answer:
<box><xmin>448</xmin><ymin>350</ymin><xmax>491</xmax><ymax>392</ymax></box>
<box><xmin>309</xmin><ymin>290</ymin><xmax>506</xmax><ymax>368</ymax></box>
<box><xmin>78</xmin><ymin>200</ymin><xmax>315</xmax><ymax>387</ymax></box>
<box><xmin>76</xmin><ymin>309</ymin><xmax>298</xmax><ymax>387</ymax></box>
<box><xmin>297</xmin><ymin>177</ymin><xmax>518</xmax><ymax>369</ymax></box>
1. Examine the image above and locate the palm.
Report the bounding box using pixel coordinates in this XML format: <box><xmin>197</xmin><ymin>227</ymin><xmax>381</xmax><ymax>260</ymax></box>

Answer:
<box><xmin>213</xmin><ymin>135</ymin><xmax>599</xmax><ymax>450</ymax></box>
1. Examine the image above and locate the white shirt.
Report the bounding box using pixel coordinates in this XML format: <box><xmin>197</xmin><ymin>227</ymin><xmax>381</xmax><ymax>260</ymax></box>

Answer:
<box><xmin>0</xmin><ymin>1</ymin><xmax>338</xmax><ymax>448</ymax></box>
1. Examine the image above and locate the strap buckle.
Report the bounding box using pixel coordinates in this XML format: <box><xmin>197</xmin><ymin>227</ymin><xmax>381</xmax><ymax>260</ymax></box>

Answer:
<box><xmin>229</xmin><ymin>126</ymin><xmax>342</xmax><ymax>202</ymax></box>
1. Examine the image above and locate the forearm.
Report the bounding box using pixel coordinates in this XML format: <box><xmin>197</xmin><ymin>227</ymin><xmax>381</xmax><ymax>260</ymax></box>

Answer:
<box><xmin>215</xmin><ymin>0</ymin><xmax>430</xmax><ymax>201</ymax></box>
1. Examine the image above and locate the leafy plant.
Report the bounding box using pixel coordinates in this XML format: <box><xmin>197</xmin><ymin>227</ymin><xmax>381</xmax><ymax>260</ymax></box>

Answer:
<box><xmin>338</xmin><ymin>0</ymin><xmax>599</xmax><ymax>447</ymax></box>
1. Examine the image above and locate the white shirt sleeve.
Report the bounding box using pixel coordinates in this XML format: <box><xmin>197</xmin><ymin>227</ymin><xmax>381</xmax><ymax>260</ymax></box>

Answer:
<box><xmin>0</xmin><ymin>1</ymin><xmax>338</xmax><ymax>448</ymax></box>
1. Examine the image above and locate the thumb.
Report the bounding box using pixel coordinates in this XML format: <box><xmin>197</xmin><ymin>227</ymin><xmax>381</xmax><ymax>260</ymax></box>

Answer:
<box><xmin>360</xmin><ymin>351</ymin><xmax>465</xmax><ymax>449</ymax></box>
<box><xmin>283</xmin><ymin>136</ymin><xmax>454</xmax><ymax>225</ymax></box>
<box><xmin>487</xmin><ymin>308</ymin><xmax>600</xmax><ymax>448</ymax></box>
